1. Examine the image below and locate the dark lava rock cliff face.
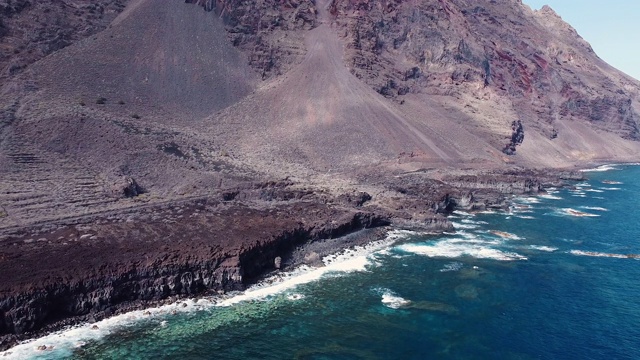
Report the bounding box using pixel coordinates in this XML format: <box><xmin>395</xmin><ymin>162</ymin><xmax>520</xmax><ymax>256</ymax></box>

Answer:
<box><xmin>329</xmin><ymin>0</ymin><xmax>640</xmax><ymax>140</ymax></box>
<box><xmin>0</xmin><ymin>197</ymin><xmax>389</xmax><ymax>347</ymax></box>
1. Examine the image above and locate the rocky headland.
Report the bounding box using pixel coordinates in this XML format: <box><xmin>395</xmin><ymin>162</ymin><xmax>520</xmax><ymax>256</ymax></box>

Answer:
<box><xmin>0</xmin><ymin>0</ymin><xmax>637</xmax><ymax>351</ymax></box>
<box><xmin>0</xmin><ymin>169</ymin><xmax>582</xmax><ymax>350</ymax></box>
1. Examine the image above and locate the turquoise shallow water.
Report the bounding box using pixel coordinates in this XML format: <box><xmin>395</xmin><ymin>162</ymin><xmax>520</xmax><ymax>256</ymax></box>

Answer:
<box><xmin>6</xmin><ymin>165</ymin><xmax>640</xmax><ymax>360</ymax></box>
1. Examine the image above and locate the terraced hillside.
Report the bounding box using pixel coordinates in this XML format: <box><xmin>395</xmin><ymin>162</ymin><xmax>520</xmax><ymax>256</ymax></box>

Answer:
<box><xmin>1</xmin><ymin>0</ymin><xmax>639</xmax><ymax>230</ymax></box>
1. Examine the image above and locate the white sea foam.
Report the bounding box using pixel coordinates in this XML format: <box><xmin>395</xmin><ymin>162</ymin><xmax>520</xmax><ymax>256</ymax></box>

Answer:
<box><xmin>477</xmin><ymin>209</ymin><xmax>497</xmax><ymax>214</ymax></box>
<box><xmin>599</xmin><ymin>187</ymin><xmax>621</xmax><ymax>191</ymax></box>
<box><xmin>509</xmin><ymin>204</ymin><xmax>534</xmax><ymax>214</ymax></box>
<box><xmin>2</xmin><ymin>232</ymin><xmax>409</xmax><ymax>359</ymax></box>
<box><xmin>553</xmin><ymin>208</ymin><xmax>600</xmax><ymax>217</ymax></box>
<box><xmin>451</xmin><ymin>221</ymin><xmax>480</xmax><ymax>230</ymax></box>
<box><xmin>581</xmin><ymin>206</ymin><xmax>608</xmax><ymax>212</ymax></box>
<box><xmin>455</xmin><ymin>230</ymin><xmax>483</xmax><ymax>240</ymax></box>
<box><xmin>0</xmin><ymin>298</ymin><xmax>214</xmax><ymax>359</ymax></box>
<box><xmin>584</xmin><ymin>189</ymin><xmax>604</xmax><ymax>193</ymax></box>
<box><xmin>601</xmin><ymin>180</ymin><xmax>623</xmax><ymax>185</ymax></box>
<box><xmin>460</xmin><ymin>219</ymin><xmax>489</xmax><ymax>225</ymax></box>
<box><xmin>380</xmin><ymin>290</ymin><xmax>411</xmax><ymax>309</ymax></box>
<box><xmin>448</xmin><ymin>238</ymin><xmax>502</xmax><ymax>246</ymax></box>
<box><xmin>515</xmin><ymin>215</ymin><xmax>535</xmax><ymax>220</ymax></box>
<box><xmin>440</xmin><ymin>262</ymin><xmax>464</xmax><ymax>272</ymax></box>
<box><xmin>569</xmin><ymin>250</ymin><xmax>638</xmax><ymax>259</ymax></box>
<box><xmin>216</xmin><ymin>236</ymin><xmax>399</xmax><ymax>307</ymax></box>
<box><xmin>287</xmin><ymin>293</ymin><xmax>305</xmax><ymax>301</ymax></box>
<box><xmin>539</xmin><ymin>194</ymin><xmax>562</xmax><ymax>200</ymax></box>
<box><xmin>397</xmin><ymin>240</ymin><xmax>527</xmax><ymax>261</ymax></box>
<box><xmin>529</xmin><ymin>245</ymin><xmax>558</xmax><ymax>252</ymax></box>
<box><xmin>452</xmin><ymin>210</ymin><xmax>474</xmax><ymax>217</ymax></box>
<box><xmin>580</xmin><ymin>165</ymin><xmax>620</xmax><ymax>172</ymax></box>
<box><xmin>487</xmin><ymin>230</ymin><xmax>522</xmax><ymax>240</ymax></box>
<box><xmin>517</xmin><ymin>197</ymin><xmax>541</xmax><ymax>204</ymax></box>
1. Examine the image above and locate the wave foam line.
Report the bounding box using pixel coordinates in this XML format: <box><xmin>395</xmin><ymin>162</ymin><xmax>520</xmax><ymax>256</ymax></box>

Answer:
<box><xmin>216</xmin><ymin>235</ymin><xmax>403</xmax><ymax>307</ymax></box>
<box><xmin>580</xmin><ymin>206</ymin><xmax>608</xmax><ymax>212</ymax></box>
<box><xmin>555</xmin><ymin>208</ymin><xmax>600</xmax><ymax>217</ymax></box>
<box><xmin>440</xmin><ymin>262</ymin><xmax>464</xmax><ymax>272</ymax></box>
<box><xmin>0</xmin><ymin>297</ymin><xmax>217</xmax><ymax>359</ymax></box>
<box><xmin>539</xmin><ymin>194</ymin><xmax>562</xmax><ymax>200</ymax></box>
<box><xmin>601</xmin><ymin>180</ymin><xmax>623</xmax><ymax>185</ymax></box>
<box><xmin>580</xmin><ymin>165</ymin><xmax>620</xmax><ymax>172</ymax></box>
<box><xmin>460</xmin><ymin>219</ymin><xmax>489</xmax><ymax>225</ymax></box>
<box><xmin>516</xmin><ymin>197</ymin><xmax>541</xmax><ymax>204</ymax></box>
<box><xmin>529</xmin><ymin>245</ymin><xmax>558</xmax><ymax>252</ymax></box>
<box><xmin>488</xmin><ymin>230</ymin><xmax>521</xmax><ymax>240</ymax></box>
<box><xmin>569</xmin><ymin>250</ymin><xmax>640</xmax><ymax>259</ymax></box>
<box><xmin>397</xmin><ymin>240</ymin><xmax>527</xmax><ymax>261</ymax></box>
<box><xmin>380</xmin><ymin>289</ymin><xmax>411</xmax><ymax>309</ymax></box>
<box><xmin>452</xmin><ymin>210</ymin><xmax>474</xmax><ymax>217</ymax></box>
<box><xmin>451</xmin><ymin>221</ymin><xmax>480</xmax><ymax>230</ymax></box>
<box><xmin>2</xmin><ymin>231</ymin><xmax>410</xmax><ymax>359</ymax></box>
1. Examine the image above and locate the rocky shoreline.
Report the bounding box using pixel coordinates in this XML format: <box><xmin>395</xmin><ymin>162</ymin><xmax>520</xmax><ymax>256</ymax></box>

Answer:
<box><xmin>0</xmin><ymin>169</ymin><xmax>583</xmax><ymax>351</ymax></box>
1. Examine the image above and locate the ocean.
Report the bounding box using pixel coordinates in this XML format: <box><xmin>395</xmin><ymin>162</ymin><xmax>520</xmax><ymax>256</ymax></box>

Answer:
<box><xmin>5</xmin><ymin>164</ymin><xmax>640</xmax><ymax>360</ymax></box>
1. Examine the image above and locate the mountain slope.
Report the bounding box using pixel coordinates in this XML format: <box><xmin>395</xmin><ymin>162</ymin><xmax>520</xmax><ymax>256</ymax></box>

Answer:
<box><xmin>28</xmin><ymin>0</ymin><xmax>257</xmax><ymax>119</ymax></box>
<box><xmin>1</xmin><ymin>0</ymin><xmax>640</xmax><ymax>229</ymax></box>
<box><xmin>199</xmin><ymin>13</ymin><xmax>504</xmax><ymax>175</ymax></box>
<box><xmin>329</xmin><ymin>0</ymin><xmax>640</xmax><ymax>147</ymax></box>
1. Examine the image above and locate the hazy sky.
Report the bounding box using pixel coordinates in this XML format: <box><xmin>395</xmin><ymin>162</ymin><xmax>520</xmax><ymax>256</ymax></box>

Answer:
<box><xmin>523</xmin><ymin>0</ymin><xmax>640</xmax><ymax>80</ymax></box>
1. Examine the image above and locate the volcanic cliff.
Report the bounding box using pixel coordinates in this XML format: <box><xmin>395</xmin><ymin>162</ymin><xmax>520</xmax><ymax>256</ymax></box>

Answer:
<box><xmin>0</xmin><ymin>0</ymin><xmax>637</xmax><ymax>349</ymax></box>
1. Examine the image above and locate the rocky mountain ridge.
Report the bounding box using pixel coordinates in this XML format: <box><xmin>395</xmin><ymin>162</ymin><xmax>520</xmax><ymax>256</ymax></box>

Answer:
<box><xmin>328</xmin><ymin>0</ymin><xmax>640</xmax><ymax>142</ymax></box>
<box><xmin>0</xmin><ymin>0</ymin><xmax>637</xmax><ymax>351</ymax></box>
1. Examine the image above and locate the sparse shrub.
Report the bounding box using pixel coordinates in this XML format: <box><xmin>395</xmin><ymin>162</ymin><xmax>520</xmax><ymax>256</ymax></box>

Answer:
<box><xmin>118</xmin><ymin>100</ymin><xmax>125</xmax><ymax>105</ymax></box>
<box><xmin>79</xmin><ymin>101</ymin><xmax>86</xmax><ymax>106</ymax></box>
<box><xmin>131</xmin><ymin>114</ymin><xmax>140</xmax><ymax>119</ymax></box>
<box><xmin>96</xmin><ymin>97</ymin><xmax>107</xmax><ymax>104</ymax></box>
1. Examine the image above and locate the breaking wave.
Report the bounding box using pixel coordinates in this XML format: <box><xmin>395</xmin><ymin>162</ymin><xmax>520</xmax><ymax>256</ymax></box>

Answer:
<box><xmin>529</xmin><ymin>245</ymin><xmax>558</xmax><ymax>252</ymax></box>
<box><xmin>378</xmin><ymin>289</ymin><xmax>411</xmax><ymax>309</ymax></box>
<box><xmin>580</xmin><ymin>206</ymin><xmax>608</xmax><ymax>212</ymax></box>
<box><xmin>553</xmin><ymin>208</ymin><xmax>600</xmax><ymax>217</ymax></box>
<box><xmin>397</xmin><ymin>239</ymin><xmax>527</xmax><ymax>261</ymax></box>
<box><xmin>580</xmin><ymin>165</ymin><xmax>620</xmax><ymax>172</ymax></box>
<box><xmin>569</xmin><ymin>250</ymin><xmax>640</xmax><ymax>259</ymax></box>
<box><xmin>2</xmin><ymin>231</ymin><xmax>410</xmax><ymax>359</ymax></box>
<box><xmin>440</xmin><ymin>262</ymin><xmax>464</xmax><ymax>272</ymax></box>
<box><xmin>451</xmin><ymin>221</ymin><xmax>480</xmax><ymax>230</ymax></box>
<box><xmin>215</xmin><ymin>235</ymin><xmax>403</xmax><ymax>307</ymax></box>
<box><xmin>539</xmin><ymin>194</ymin><xmax>562</xmax><ymax>200</ymax></box>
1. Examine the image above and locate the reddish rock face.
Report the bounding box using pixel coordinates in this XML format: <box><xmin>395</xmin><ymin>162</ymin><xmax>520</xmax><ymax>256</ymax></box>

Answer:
<box><xmin>329</xmin><ymin>0</ymin><xmax>640</xmax><ymax>140</ymax></box>
<box><xmin>3</xmin><ymin>0</ymin><xmax>631</xmax><ymax>349</ymax></box>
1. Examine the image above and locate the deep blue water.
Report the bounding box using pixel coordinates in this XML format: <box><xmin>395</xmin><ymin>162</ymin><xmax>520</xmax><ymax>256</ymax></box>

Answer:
<box><xmin>6</xmin><ymin>165</ymin><xmax>640</xmax><ymax>360</ymax></box>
